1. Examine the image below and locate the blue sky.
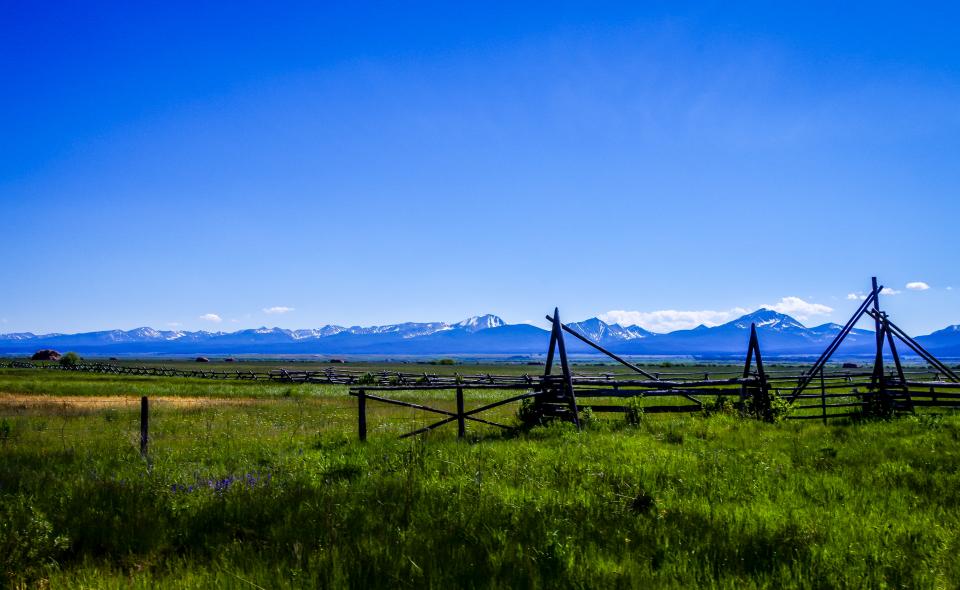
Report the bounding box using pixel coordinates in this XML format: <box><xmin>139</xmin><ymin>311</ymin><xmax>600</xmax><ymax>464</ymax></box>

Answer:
<box><xmin>2</xmin><ymin>2</ymin><xmax>959</xmax><ymax>335</ymax></box>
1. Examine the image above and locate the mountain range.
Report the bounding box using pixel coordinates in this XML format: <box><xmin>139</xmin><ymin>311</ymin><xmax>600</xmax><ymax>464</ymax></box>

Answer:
<box><xmin>2</xmin><ymin>310</ymin><xmax>959</xmax><ymax>358</ymax></box>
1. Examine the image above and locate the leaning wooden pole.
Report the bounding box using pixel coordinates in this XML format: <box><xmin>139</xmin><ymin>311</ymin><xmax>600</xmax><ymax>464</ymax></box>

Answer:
<box><xmin>553</xmin><ymin>309</ymin><xmax>582</xmax><ymax>430</ymax></box>
<box><xmin>820</xmin><ymin>366</ymin><xmax>827</xmax><ymax>424</ymax></box>
<box><xmin>882</xmin><ymin>315</ymin><xmax>906</xmax><ymax>384</ymax></box>
<box><xmin>751</xmin><ymin>325</ymin><xmax>768</xmax><ymax>392</ymax></box>
<box><xmin>544</xmin><ymin>312</ymin><xmax>559</xmax><ymax>378</ymax></box>
<box><xmin>871</xmin><ymin>277</ymin><xmax>886</xmax><ymax>396</ymax></box>
<box><xmin>790</xmin><ymin>284</ymin><xmax>881</xmax><ymax>401</ymax></box>
<box><xmin>878</xmin><ymin>315</ymin><xmax>960</xmax><ymax>382</ymax></box>
<box><xmin>545</xmin><ymin>314</ymin><xmax>657</xmax><ymax>380</ymax></box>
<box><xmin>740</xmin><ymin>327</ymin><xmax>756</xmax><ymax>407</ymax></box>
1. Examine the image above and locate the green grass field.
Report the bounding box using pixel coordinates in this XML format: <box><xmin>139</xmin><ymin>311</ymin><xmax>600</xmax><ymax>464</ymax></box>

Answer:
<box><xmin>2</xmin><ymin>363</ymin><xmax>959</xmax><ymax>588</ymax></box>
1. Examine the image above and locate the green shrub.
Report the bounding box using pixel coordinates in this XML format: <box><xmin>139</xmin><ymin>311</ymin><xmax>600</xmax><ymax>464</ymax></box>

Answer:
<box><xmin>768</xmin><ymin>389</ymin><xmax>791</xmax><ymax>422</ymax></box>
<box><xmin>59</xmin><ymin>352</ymin><xmax>81</xmax><ymax>367</ymax></box>
<box><xmin>704</xmin><ymin>395</ymin><xmax>735</xmax><ymax>417</ymax></box>
<box><xmin>577</xmin><ymin>406</ymin><xmax>596</xmax><ymax>428</ymax></box>
<box><xmin>357</xmin><ymin>373</ymin><xmax>376</xmax><ymax>385</ymax></box>
<box><xmin>744</xmin><ymin>387</ymin><xmax>791</xmax><ymax>422</ymax></box>
<box><xmin>517</xmin><ymin>397</ymin><xmax>541</xmax><ymax>427</ymax></box>
<box><xmin>625</xmin><ymin>395</ymin><xmax>645</xmax><ymax>426</ymax></box>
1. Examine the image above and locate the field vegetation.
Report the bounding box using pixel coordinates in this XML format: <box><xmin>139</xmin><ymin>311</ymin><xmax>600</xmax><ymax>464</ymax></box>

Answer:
<box><xmin>1</xmin><ymin>362</ymin><xmax>958</xmax><ymax>588</ymax></box>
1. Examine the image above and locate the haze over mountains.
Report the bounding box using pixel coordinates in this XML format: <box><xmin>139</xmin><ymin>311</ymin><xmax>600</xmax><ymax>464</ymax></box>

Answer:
<box><xmin>3</xmin><ymin>310</ymin><xmax>960</xmax><ymax>358</ymax></box>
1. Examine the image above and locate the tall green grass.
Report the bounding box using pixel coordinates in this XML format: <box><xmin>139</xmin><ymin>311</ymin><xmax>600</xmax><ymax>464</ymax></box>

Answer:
<box><xmin>2</xmin><ymin>390</ymin><xmax>960</xmax><ymax>588</ymax></box>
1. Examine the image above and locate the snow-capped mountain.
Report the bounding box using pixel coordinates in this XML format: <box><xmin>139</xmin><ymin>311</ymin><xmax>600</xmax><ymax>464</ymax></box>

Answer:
<box><xmin>0</xmin><ymin>332</ymin><xmax>47</xmax><ymax>341</ymax></box>
<box><xmin>730</xmin><ymin>309</ymin><xmax>806</xmax><ymax>332</ymax></box>
<box><xmin>0</xmin><ymin>316</ymin><xmax>509</xmax><ymax>354</ymax></box>
<box><xmin>292</xmin><ymin>327</ymin><xmax>346</xmax><ymax>339</ymax></box>
<box><xmin>1</xmin><ymin>311</ymin><xmax>958</xmax><ymax>357</ymax></box>
<box><xmin>566</xmin><ymin>318</ymin><xmax>653</xmax><ymax>345</ymax></box>
<box><xmin>345</xmin><ymin>322</ymin><xmax>450</xmax><ymax>338</ymax></box>
<box><xmin>455</xmin><ymin>315</ymin><xmax>505</xmax><ymax>332</ymax></box>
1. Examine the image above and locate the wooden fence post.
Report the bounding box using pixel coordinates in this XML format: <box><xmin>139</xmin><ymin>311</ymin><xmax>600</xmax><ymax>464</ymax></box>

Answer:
<box><xmin>140</xmin><ymin>396</ymin><xmax>149</xmax><ymax>457</ymax></box>
<box><xmin>358</xmin><ymin>389</ymin><xmax>367</xmax><ymax>442</ymax></box>
<box><xmin>820</xmin><ymin>366</ymin><xmax>827</xmax><ymax>424</ymax></box>
<box><xmin>456</xmin><ymin>386</ymin><xmax>466</xmax><ymax>439</ymax></box>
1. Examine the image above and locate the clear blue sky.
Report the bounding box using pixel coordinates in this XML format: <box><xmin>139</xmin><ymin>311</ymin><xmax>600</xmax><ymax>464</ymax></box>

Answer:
<box><xmin>2</xmin><ymin>2</ymin><xmax>959</xmax><ymax>335</ymax></box>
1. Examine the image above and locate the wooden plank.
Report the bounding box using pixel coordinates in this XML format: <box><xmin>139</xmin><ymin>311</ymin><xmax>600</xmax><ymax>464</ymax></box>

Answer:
<box><xmin>398</xmin><ymin>416</ymin><xmax>457</xmax><ymax>439</ymax></box>
<box><xmin>820</xmin><ymin>366</ymin><xmax>827</xmax><ymax>424</ymax></box>
<box><xmin>358</xmin><ymin>394</ymin><xmax>457</xmax><ymax>417</ymax></box>
<box><xmin>557</xmin><ymin>404</ymin><xmax>700</xmax><ymax>414</ymax></box>
<box><xmin>571</xmin><ymin>388</ymin><xmax>741</xmax><ymax>398</ymax></box>
<box><xmin>902</xmin><ymin>391</ymin><xmax>960</xmax><ymax>399</ymax></box>
<box><xmin>787</xmin><ymin>412</ymin><xmax>860</xmax><ymax>420</ymax></box>
<box><xmin>349</xmin><ymin>384</ymin><xmax>531</xmax><ymax>392</ymax></box>
<box><xmin>793</xmin><ymin>402</ymin><xmax>866</xmax><ymax>409</ymax></box>
<box><xmin>463</xmin><ymin>415</ymin><xmax>513</xmax><ymax>430</ymax></box>
<box><xmin>905</xmin><ymin>400</ymin><xmax>960</xmax><ymax>408</ymax></box>
<box><xmin>398</xmin><ymin>413</ymin><xmax>513</xmax><ymax>440</ymax></box>
<box><xmin>462</xmin><ymin>391</ymin><xmax>541</xmax><ymax>417</ymax></box>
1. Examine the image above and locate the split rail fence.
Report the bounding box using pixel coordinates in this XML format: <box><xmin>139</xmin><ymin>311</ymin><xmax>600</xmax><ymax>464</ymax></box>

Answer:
<box><xmin>351</xmin><ymin>278</ymin><xmax>960</xmax><ymax>439</ymax></box>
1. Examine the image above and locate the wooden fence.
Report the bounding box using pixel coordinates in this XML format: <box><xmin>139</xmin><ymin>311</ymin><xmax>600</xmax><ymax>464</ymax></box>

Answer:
<box><xmin>349</xmin><ymin>279</ymin><xmax>960</xmax><ymax>439</ymax></box>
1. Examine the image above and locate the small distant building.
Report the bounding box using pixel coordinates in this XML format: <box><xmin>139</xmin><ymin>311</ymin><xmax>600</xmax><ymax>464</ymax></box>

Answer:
<box><xmin>195</xmin><ymin>357</ymin><xmax>210</xmax><ymax>363</ymax></box>
<box><xmin>329</xmin><ymin>358</ymin><xmax>346</xmax><ymax>364</ymax></box>
<box><xmin>224</xmin><ymin>358</ymin><xmax>236</xmax><ymax>363</ymax></box>
<box><xmin>842</xmin><ymin>362</ymin><xmax>859</xmax><ymax>369</ymax></box>
<box><xmin>31</xmin><ymin>349</ymin><xmax>61</xmax><ymax>361</ymax></box>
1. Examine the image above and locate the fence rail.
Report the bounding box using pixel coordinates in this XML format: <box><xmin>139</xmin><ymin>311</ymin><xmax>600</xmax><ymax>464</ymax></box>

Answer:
<box><xmin>0</xmin><ymin>359</ymin><xmax>952</xmax><ymax>386</ymax></box>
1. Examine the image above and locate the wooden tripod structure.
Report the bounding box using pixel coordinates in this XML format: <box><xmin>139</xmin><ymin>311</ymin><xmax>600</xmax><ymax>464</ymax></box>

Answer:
<box><xmin>741</xmin><ymin>323</ymin><xmax>772</xmax><ymax>419</ymax></box>
<box><xmin>536</xmin><ymin>308</ymin><xmax>583</xmax><ymax>429</ymax></box>
<box><xmin>789</xmin><ymin>277</ymin><xmax>959</xmax><ymax>415</ymax></box>
<box><xmin>538</xmin><ymin>307</ymin><xmax>665</xmax><ymax>429</ymax></box>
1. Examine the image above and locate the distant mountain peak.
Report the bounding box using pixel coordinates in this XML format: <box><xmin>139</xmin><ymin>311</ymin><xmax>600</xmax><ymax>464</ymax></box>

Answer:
<box><xmin>567</xmin><ymin>317</ymin><xmax>652</xmax><ymax>344</ymax></box>
<box><xmin>730</xmin><ymin>309</ymin><xmax>806</xmax><ymax>331</ymax></box>
<box><xmin>454</xmin><ymin>314</ymin><xmax>505</xmax><ymax>332</ymax></box>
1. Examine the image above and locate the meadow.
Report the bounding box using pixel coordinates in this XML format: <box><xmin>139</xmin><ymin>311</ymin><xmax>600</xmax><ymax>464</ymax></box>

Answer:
<box><xmin>1</xmin><ymin>361</ymin><xmax>959</xmax><ymax>588</ymax></box>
